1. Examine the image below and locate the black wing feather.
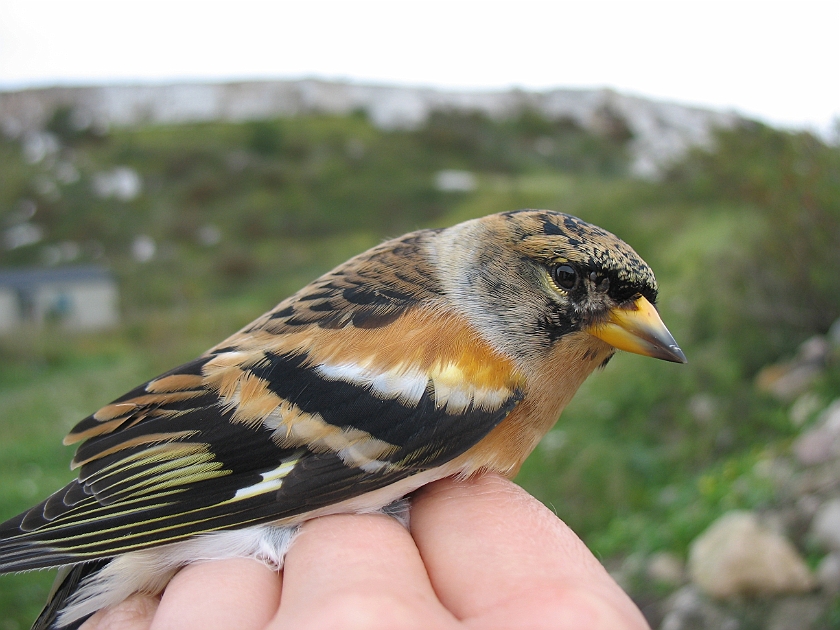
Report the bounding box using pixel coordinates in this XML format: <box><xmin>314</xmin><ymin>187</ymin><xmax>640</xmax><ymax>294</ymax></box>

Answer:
<box><xmin>0</xmin><ymin>351</ymin><xmax>521</xmax><ymax>571</ymax></box>
<box><xmin>0</xmin><ymin>228</ymin><xmax>522</xmax><ymax>572</ymax></box>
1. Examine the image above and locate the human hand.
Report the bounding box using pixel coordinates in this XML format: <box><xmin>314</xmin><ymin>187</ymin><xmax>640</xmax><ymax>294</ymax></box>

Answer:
<box><xmin>80</xmin><ymin>474</ymin><xmax>650</xmax><ymax>630</ymax></box>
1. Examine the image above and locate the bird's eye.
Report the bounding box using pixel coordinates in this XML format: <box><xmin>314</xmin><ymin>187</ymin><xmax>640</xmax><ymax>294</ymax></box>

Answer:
<box><xmin>552</xmin><ymin>264</ymin><xmax>578</xmax><ymax>291</ymax></box>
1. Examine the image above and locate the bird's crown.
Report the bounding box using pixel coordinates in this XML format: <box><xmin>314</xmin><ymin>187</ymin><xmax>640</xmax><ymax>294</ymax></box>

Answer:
<box><xmin>493</xmin><ymin>209</ymin><xmax>658</xmax><ymax>303</ymax></box>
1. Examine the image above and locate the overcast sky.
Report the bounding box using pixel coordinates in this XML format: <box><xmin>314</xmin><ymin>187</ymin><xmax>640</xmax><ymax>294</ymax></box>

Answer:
<box><xmin>1</xmin><ymin>0</ymin><xmax>838</xmax><ymax>133</ymax></box>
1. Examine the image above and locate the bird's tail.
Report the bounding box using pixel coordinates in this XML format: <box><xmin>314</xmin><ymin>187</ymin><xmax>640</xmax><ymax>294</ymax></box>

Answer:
<box><xmin>31</xmin><ymin>560</ymin><xmax>109</xmax><ymax>630</ymax></box>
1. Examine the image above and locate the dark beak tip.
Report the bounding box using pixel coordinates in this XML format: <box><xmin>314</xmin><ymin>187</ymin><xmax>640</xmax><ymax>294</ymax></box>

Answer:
<box><xmin>665</xmin><ymin>345</ymin><xmax>688</xmax><ymax>364</ymax></box>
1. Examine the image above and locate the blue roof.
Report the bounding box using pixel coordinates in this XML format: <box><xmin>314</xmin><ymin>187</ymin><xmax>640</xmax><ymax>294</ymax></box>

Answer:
<box><xmin>0</xmin><ymin>266</ymin><xmax>115</xmax><ymax>290</ymax></box>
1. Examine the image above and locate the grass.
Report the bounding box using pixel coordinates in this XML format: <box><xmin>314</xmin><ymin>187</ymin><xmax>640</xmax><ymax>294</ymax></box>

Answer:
<box><xmin>0</xmin><ymin>342</ymin><xmax>148</xmax><ymax>627</ymax></box>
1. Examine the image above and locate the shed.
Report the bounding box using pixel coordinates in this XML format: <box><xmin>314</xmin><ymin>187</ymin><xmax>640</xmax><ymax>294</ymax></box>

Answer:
<box><xmin>0</xmin><ymin>266</ymin><xmax>119</xmax><ymax>332</ymax></box>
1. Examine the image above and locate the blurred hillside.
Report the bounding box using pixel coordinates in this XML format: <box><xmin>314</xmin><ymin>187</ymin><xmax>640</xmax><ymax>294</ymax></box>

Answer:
<box><xmin>0</xmin><ymin>94</ymin><xmax>838</xmax><ymax>629</ymax></box>
<box><xmin>0</xmin><ymin>80</ymin><xmax>740</xmax><ymax>177</ymax></box>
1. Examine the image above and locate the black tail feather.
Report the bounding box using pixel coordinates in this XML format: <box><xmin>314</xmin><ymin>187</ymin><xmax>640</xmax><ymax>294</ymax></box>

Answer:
<box><xmin>32</xmin><ymin>560</ymin><xmax>109</xmax><ymax>630</ymax></box>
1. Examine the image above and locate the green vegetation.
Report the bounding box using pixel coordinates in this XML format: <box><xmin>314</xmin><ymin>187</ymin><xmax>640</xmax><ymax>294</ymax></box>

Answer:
<box><xmin>0</xmin><ymin>106</ymin><xmax>838</xmax><ymax>627</ymax></box>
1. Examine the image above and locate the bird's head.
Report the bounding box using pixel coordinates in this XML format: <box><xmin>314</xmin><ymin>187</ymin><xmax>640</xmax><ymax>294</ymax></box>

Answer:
<box><xmin>434</xmin><ymin>209</ymin><xmax>686</xmax><ymax>368</ymax></box>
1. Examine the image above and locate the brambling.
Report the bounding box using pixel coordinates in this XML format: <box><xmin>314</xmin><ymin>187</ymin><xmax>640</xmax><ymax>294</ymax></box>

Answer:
<box><xmin>0</xmin><ymin>209</ymin><xmax>685</xmax><ymax>629</ymax></box>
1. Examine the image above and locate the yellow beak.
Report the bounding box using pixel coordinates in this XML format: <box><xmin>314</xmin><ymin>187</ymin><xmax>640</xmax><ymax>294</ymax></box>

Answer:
<box><xmin>587</xmin><ymin>296</ymin><xmax>687</xmax><ymax>363</ymax></box>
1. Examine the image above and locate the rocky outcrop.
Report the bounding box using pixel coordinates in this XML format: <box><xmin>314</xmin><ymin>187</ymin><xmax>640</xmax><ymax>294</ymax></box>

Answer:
<box><xmin>687</xmin><ymin>511</ymin><xmax>814</xmax><ymax>598</ymax></box>
<box><xmin>642</xmin><ymin>321</ymin><xmax>840</xmax><ymax>629</ymax></box>
<box><xmin>0</xmin><ymin>80</ymin><xmax>741</xmax><ymax>178</ymax></box>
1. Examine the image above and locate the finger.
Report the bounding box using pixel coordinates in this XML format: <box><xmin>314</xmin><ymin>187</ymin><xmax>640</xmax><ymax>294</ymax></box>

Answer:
<box><xmin>149</xmin><ymin>558</ymin><xmax>282</xmax><ymax>630</ymax></box>
<box><xmin>80</xmin><ymin>593</ymin><xmax>159</xmax><ymax>630</ymax></box>
<box><xmin>410</xmin><ymin>474</ymin><xmax>650</xmax><ymax>630</ymax></box>
<box><xmin>272</xmin><ymin>513</ymin><xmax>458</xmax><ymax>630</ymax></box>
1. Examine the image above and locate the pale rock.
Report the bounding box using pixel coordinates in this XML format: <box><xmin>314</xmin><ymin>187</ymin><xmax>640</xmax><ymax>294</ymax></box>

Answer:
<box><xmin>809</xmin><ymin>497</ymin><xmax>840</xmax><ymax>551</ymax></box>
<box><xmin>816</xmin><ymin>552</ymin><xmax>840</xmax><ymax>594</ymax></box>
<box><xmin>197</xmin><ymin>224</ymin><xmax>222</xmax><ymax>247</ymax></box>
<box><xmin>794</xmin><ymin>459</ymin><xmax>840</xmax><ymax>497</ymax></box>
<box><xmin>688</xmin><ymin>511</ymin><xmax>815</xmax><ymax>598</ymax></box>
<box><xmin>752</xmin><ymin>457</ymin><xmax>794</xmax><ymax>490</ymax></box>
<box><xmin>765</xmin><ymin>596</ymin><xmax>825</xmax><ymax>630</ymax></box>
<box><xmin>756</xmin><ymin>336</ymin><xmax>828</xmax><ymax>402</ymax></box>
<box><xmin>687</xmin><ymin>393</ymin><xmax>717</xmax><ymax>424</ymax></box>
<box><xmin>92</xmin><ymin>166</ymin><xmax>142</xmax><ymax>201</ymax></box>
<box><xmin>55</xmin><ymin>160</ymin><xmax>80</xmax><ymax>184</ymax></box>
<box><xmin>131</xmin><ymin>235</ymin><xmax>156</xmax><ymax>263</ymax></box>
<box><xmin>796</xmin><ymin>494</ymin><xmax>822</xmax><ymax>522</ymax></box>
<box><xmin>3</xmin><ymin>222</ymin><xmax>43</xmax><ymax>250</ymax></box>
<box><xmin>0</xmin><ymin>81</ymin><xmax>742</xmax><ymax>178</ymax></box>
<box><xmin>22</xmin><ymin>130</ymin><xmax>59</xmax><ymax>164</ymax></box>
<box><xmin>792</xmin><ymin>399</ymin><xmax>840</xmax><ymax>466</ymax></box>
<box><xmin>799</xmin><ymin>336</ymin><xmax>830</xmax><ymax>363</ymax></box>
<box><xmin>756</xmin><ymin>362</ymin><xmax>822</xmax><ymax>402</ymax></box>
<box><xmin>790</xmin><ymin>392</ymin><xmax>824</xmax><ymax>427</ymax></box>
<box><xmin>647</xmin><ymin>551</ymin><xmax>686</xmax><ymax>586</ymax></box>
<box><xmin>434</xmin><ymin>170</ymin><xmax>476</xmax><ymax>192</ymax></box>
<box><xmin>829</xmin><ymin>318</ymin><xmax>840</xmax><ymax>343</ymax></box>
<box><xmin>658</xmin><ymin>586</ymin><xmax>740</xmax><ymax>630</ymax></box>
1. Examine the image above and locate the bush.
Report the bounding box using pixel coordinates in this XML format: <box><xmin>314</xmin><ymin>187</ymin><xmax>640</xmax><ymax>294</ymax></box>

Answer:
<box><xmin>668</xmin><ymin>123</ymin><xmax>840</xmax><ymax>370</ymax></box>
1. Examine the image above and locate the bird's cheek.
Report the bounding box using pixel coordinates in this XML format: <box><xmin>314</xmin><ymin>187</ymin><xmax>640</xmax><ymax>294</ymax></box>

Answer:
<box><xmin>538</xmin><ymin>306</ymin><xmax>580</xmax><ymax>343</ymax></box>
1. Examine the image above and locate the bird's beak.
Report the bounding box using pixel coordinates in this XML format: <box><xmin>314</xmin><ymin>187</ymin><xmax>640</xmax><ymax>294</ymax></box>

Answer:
<box><xmin>586</xmin><ymin>296</ymin><xmax>687</xmax><ymax>363</ymax></box>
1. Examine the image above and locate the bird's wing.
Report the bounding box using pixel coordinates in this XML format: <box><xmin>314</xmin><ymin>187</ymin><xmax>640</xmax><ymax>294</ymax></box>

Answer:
<box><xmin>0</xmin><ymin>232</ymin><xmax>524</xmax><ymax>571</ymax></box>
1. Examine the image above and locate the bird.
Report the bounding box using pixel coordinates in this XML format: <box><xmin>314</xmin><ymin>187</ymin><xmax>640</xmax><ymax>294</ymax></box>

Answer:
<box><xmin>0</xmin><ymin>209</ymin><xmax>686</xmax><ymax>629</ymax></box>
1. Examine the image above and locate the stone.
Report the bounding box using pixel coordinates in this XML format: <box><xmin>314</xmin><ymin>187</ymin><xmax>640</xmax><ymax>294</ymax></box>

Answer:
<box><xmin>792</xmin><ymin>399</ymin><xmax>840</xmax><ymax>466</ymax></box>
<box><xmin>752</xmin><ymin>457</ymin><xmax>795</xmax><ymax>492</ymax></box>
<box><xmin>790</xmin><ymin>392</ymin><xmax>824</xmax><ymax>427</ymax></box>
<box><xmin>756</xmin><ymin>336</ymin><xmax>828</xmax><ymax>402</ymax></box>
<box><xmin>828</xmin><ymin>318</ymin><xmax>840</xmax><ymax>361</ymax></box>
<box><xmin>688</xmin><ymin>511</ymin><xmax>815</xmax><ymax>598</ymax></box>
<box><xmin>816</xmin><ymin>552</ymin><xmax>840</xmax><ymax>594</ymax></box>
<box><xmin>0</xmin><ymin>82</ymin><xmax>744</xmax><ymax>179</ymax></box>
<box><xmin>799</xmin><ymin>336</ymin><xmax>830</xmax><ymax>363</ymax></box>
<box><xmin>794</xmin><ymin>459</ymin><xmax>840</xmax><ymax>497</ymax></box>
<box><xmin>828</xmin><ymin>318</ymin><xmax>840</xmax><ymax>349</ymax></box>
<box><xmin>765</xmin><ymin>596</ymin><xmax>825</xmax><ymax>630</ymax></box>
<box><xmin>687</xmin><ymin>393</ymin><xmax>717</xmax><ymax>424</ymax></box>
<box><xmin>658</xmin><ymin>586</ymin><xmax>740</xmax><ymax>630</ymax></box>
<box><xmin>433</xmin><ymin>169</ymin><xmax>476</xmax><ymax>192</ymax></box>
<box><xmin>756</xmin><ymin>362</ymin><xmax>822</xmax><ymax>402</ymax></box>
<box><xmin>809</xmin><ymin>497</ymin><xmax>840</xmax><ymax>551</ymax></box>
<box><xmin>647</xmin><ymin>551</ymin><xmax>685</xmax><ymax>587</ymax></box>
<box><xmin>796</xmin><ymin>494</ymin><xmax>822</xmax><ymax>521</ymax></box>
